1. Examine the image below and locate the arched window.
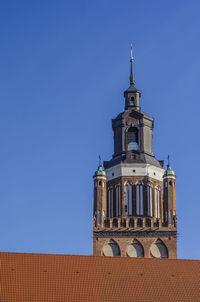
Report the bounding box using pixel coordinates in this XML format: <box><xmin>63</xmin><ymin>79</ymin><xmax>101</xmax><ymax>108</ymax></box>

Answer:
<box><xmin>115</xmin><ymin>184</ymin><xmax>121</xmax><ymax>217</ymax></box>
<box><xmin>154</xmin><ymin>186</ymin><xmax>160</xmax><ymax>218</ymax></box>
<box><xmin>147</xmin><ymin>183</ymin><xmax>153</xmax><ymax>217</ymax></box>
<box><xmin>150</xmin><ymin>240</ymin><xmax>168</xmax><ymax>258</ymax></box>
<box><xmin>103</xmin><ymin>240</ymin><xmax>120</xmax><ymax>257</ymax></box>
<box><xmin>107</xmin><ymin>187</ymin><xmax>113</xmax><ymax>218</ymax></box>
<box><xmin>125</xmin><ymin>182</ymin><xmax>132</xmax><ymax>215</ymax></box>
<box><xmin>130</xmin><ymin>96</ymin><xmax>135</xmax><ymax>106</ymax></box>
<box><xmin>127</xmin><ymin>127</ymin><xmax>139</xmax><ymax>150</ymax></box>
<box><xmin>99</xmin><ymin>180</ymin><xmax>102</xmax><ymax>187</ymax></box>
<box><xmin>169</xmin><ymin>181</ymin><xmax>172</xmax><ymax>187</ymax></box>
<box><xmin>126</xmin><ymin>240</ymin><xmax>144</xmax><ymax>258</ymax></box>
<box><xmin>136</xmin><ymin>182</ymin><xmax>143</xmax><ymax>215</ymax></box>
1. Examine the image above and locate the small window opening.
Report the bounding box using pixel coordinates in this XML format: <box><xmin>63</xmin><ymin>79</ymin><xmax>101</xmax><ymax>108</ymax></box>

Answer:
<box><xmin>129</xmin><ymin>96</ymin><xmax>135</xmax><ymax>106</ymax></box>
<box><xmin>98</xmin><ymin>210</ymin><xmax>101</xmax><ymax>225</ymax></box>
<box><xmin>169</xmin><ymin>210</ymin><xmax>173</xmax><ymax>224</ymax></box>
<box><xmin>128</xmin><ymin>142</ymin><xmax>138</xmax><ymax>150</ymax></box>
<box><xmin>99</xmin><ymin>181</ymin><xmax>102</xmax><ymax>187</ymax></box>
<box><xmin>127</xmin><ymin>127</ymin><xmax>139</xmax><ymax>151</ymax></box>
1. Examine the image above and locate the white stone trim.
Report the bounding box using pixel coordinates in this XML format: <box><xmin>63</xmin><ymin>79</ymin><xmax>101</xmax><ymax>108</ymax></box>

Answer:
<box><xmin>164</xmin><ymin>175</ymin><xmax>176</xmax><ymax>180</ymax></box>
<box><xmin>93</xmin><ymin>176</ymin><xmax>107</xmax><ymax>180</ymax></box>
<box><xmin>105</xmin><ymin>163</ymin><xmax>164</xmax><ymax>182</ymax></box>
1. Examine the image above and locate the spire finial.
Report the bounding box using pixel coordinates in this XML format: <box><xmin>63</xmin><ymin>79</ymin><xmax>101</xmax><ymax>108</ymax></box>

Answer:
<box><xmin>99</xmin><ymin>155</ymin><xmax>101</xmax><ymax>167</ymax></box>
<box><xmin>168</xmin><ymin>154</ymin><xmax>170</xmax><ymax>167</ymax></box>
<box><xmin>130</xmin><ymin>44</ymin><xmax>135</xmax><ymax>86</ymax></box>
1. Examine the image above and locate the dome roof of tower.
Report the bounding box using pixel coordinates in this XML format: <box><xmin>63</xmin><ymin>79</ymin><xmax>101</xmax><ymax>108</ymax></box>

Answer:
<box><xmin>164</xmin><ymin>165</ymin><xmax>175</xmax><ymax>176</ymax></box>
<box><xmin>94</xmin><ymin>165</ymin><xmax>106</xmax><ymax>176</ymax></box>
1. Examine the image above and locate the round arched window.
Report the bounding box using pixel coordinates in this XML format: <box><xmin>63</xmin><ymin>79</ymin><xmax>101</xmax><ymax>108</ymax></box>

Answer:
<box><xmin>127</xmin><ymin>240</ymin><xmax>144</xmax><ymax>257</ymax></box>
<box><xmin>103</xmin><ymin>240</ymin><xmax>120</xmax><ymax>257</ymax></box>
<box><xmin>150</xmin><ymin>240</ymin><xmax>168</xmax><ymax>258</ymax></box>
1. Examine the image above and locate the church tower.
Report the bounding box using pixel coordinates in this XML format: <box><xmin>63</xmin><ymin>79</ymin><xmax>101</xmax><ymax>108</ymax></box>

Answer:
<box><xmin>93</xmin><ymin>48</ymin><xmax>177</xmax><ymax>259</ymax></box>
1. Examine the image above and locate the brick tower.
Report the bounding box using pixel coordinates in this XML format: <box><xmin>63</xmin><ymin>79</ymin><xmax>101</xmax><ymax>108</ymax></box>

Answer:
<box><xmin>93</xmin><ymin>47</ymin><xmax>177</xmax><ymax>259</ymax></box>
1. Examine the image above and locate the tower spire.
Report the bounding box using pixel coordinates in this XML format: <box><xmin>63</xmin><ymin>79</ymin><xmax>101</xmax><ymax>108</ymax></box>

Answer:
<box><xmin>130</xmin><ymin>44</ymin><xmax>135</xmax><ymax>86</ymax></box>
<box><xmin>168</xmin><ymin>154</ymin><xmax>170</xmax><ymax>167</ymax></box>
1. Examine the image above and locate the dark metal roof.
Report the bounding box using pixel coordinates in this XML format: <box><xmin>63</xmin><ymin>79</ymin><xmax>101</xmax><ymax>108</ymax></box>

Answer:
<box><xmin>124</xmin><ymin>84</ymin><xmax>140</xmax><ymax>93</ymax></box>
<box><xmin>104</xmin><ymin>154</ymin><xmax>162</xmax><ymax>169</ymax></box>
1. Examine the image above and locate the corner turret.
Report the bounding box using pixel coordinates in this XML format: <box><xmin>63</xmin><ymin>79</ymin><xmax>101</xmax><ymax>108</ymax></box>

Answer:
<box><xmin>93</xmin><ymin>163</ymin><xmax>107</xmax><ymax>228</ymax></box>
<box><xmin>163</xmin><ymin>157</ymin><xmax>177</xmax><ymax>229</ymax></box>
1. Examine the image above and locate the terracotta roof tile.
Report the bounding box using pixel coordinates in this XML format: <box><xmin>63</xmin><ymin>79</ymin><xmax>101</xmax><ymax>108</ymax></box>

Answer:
<box><xmin>1</xmin><ymin>252</ymin><xmax>200</xmax><ymax>302</ymax></box>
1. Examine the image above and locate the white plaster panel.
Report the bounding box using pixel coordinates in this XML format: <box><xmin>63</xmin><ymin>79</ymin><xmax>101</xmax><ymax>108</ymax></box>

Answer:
<box><xmin>164</xmin><ymin>176</ymin><xmax>176</xmax><ymax>179</ymax></box>
<box><xmin>105</xmin><ymin>163</ymin><xmax>164</xmax><ymax>182</ymax></box>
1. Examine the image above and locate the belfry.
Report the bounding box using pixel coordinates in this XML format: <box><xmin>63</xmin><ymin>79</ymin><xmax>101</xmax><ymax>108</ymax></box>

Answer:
<box><xmin>93</xmin><ymin>48</ymin><xmax>177</xmax><ymax>258</ymax></box>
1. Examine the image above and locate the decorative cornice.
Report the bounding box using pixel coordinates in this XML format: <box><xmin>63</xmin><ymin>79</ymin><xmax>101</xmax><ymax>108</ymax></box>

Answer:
<box><xmin>93</xmin><ymin>230</ymin><xmax>177</xmax><ymax>238</ymax></box>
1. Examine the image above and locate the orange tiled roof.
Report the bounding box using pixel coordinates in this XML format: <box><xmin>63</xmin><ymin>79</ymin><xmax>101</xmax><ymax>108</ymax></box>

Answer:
<box><xmin>1</xmin><ymin>252</ymin><xmax>200</xmax><ymax>302</ymax></box>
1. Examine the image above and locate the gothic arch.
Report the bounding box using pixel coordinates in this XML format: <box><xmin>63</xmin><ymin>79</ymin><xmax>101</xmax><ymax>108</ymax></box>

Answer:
<box><xmin>126</xmin><ymin>239</ymin><xmax>144</xmax><ymax>258</ymax></box>
<box><xmin>150</xmin><ymin>239</ymin><xmax>168</xmax><ymax>258</ymax></box>
<box><xmin>102</xmin><ymin>239</ymin><xmax>121</xmax><ymax>257</ymax></box>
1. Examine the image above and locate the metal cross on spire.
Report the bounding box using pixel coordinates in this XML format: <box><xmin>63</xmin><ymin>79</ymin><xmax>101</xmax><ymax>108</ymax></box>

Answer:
<box><xmin>130</xmin><ymin>44</ymin><xmax>135</xmax><ymax>86</ymax></box>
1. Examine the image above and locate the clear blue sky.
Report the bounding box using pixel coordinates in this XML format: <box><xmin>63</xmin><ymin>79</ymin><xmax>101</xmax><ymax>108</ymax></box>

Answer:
<box><xmin>0</xmin><ymin>0</ymin><xmax>199</xmax><ymax>259</ymax></box>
